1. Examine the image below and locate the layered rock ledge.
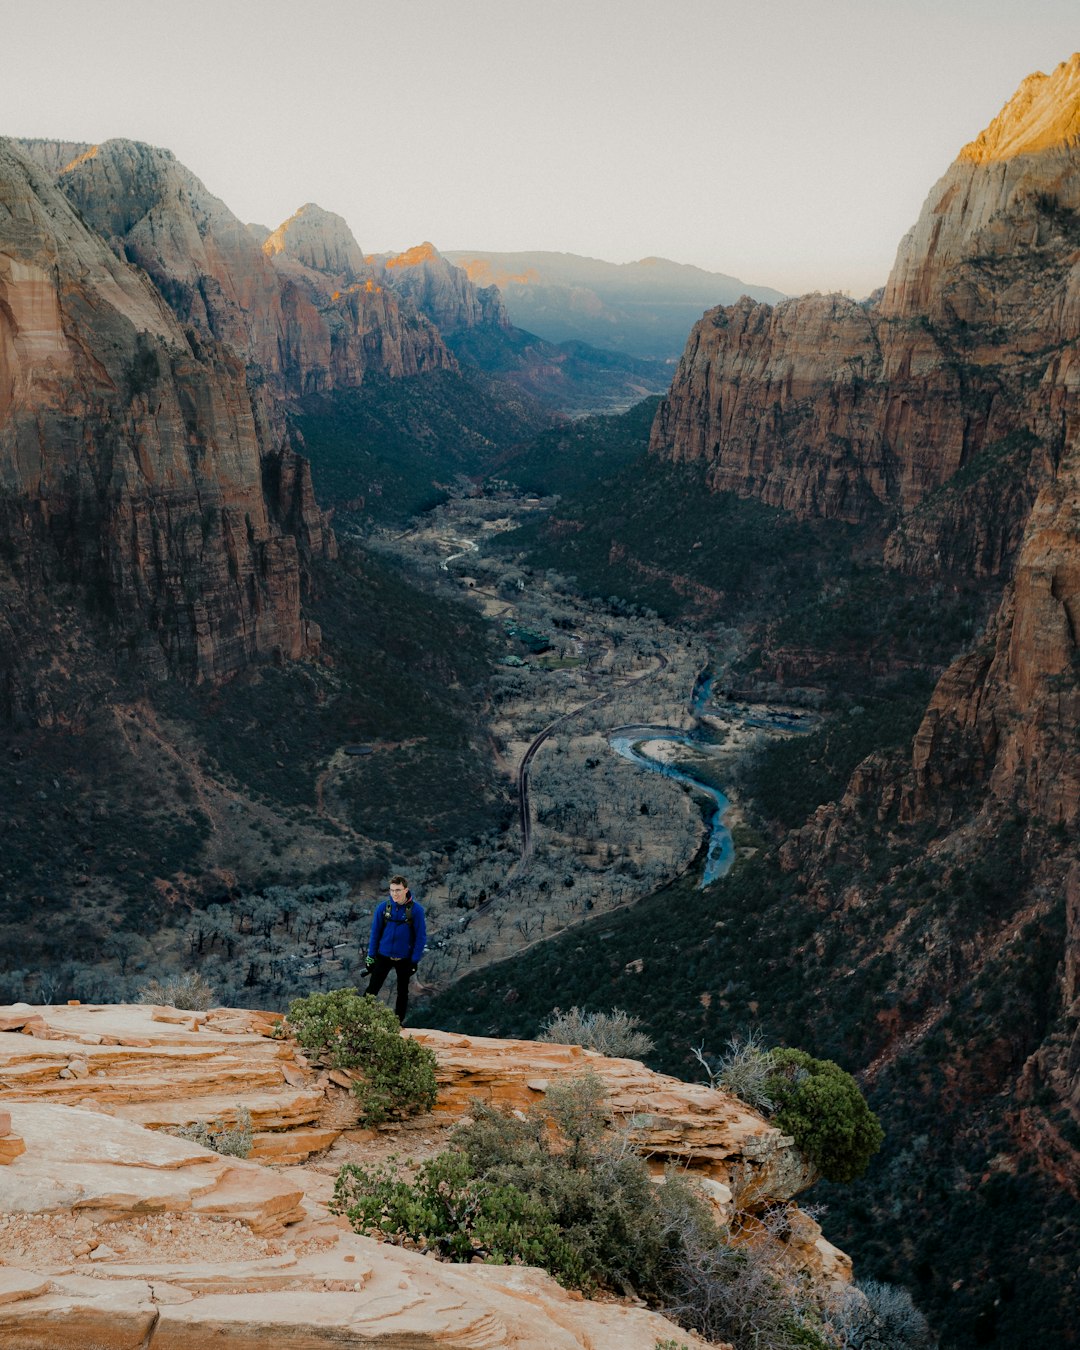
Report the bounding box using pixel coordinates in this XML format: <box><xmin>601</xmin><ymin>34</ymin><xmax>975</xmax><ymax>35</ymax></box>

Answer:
<box><xmin>0</xmin><ymin>1002</ymin><xmax>848</xmax><ymax>1348</ymax></box>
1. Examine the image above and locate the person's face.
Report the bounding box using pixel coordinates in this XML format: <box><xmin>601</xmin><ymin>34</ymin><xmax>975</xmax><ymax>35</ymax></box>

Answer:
<box><xmin>389</xmin><ymin>882</ymin><xmax>408</xmax><ymax>905</ymax></box>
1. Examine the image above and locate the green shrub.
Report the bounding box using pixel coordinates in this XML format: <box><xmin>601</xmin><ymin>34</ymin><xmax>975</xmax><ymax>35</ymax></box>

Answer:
<box><xmin>333</xmin><ymin>1150</ymin><xmax>587</xmax><ymax>1286</ymax></box>
<box><xmin>696</xmin><ymin>1039</ymin><xmax>883</xmax><ymax>1184</ymax></box>
<box><xmin>453</xmin><ymin>1075</ymin><xmax>672</xmax><ymax>1294</ymax></box>
<box><xmin>331</xmin><ymin>1070</ymin><xmax>852</xmax><ymax>1348</ymax></box>
<box><xmin>766</xmin><ymin>1049</ymin><xmax>884</xmax><ymax>1183</ymax></box>
<box><xmin>287</xmin><ymin>988</ymin><xmax>438</xmax><ymax>1126</ymax></box>
<box><xmin>539</xmin><ymin>1006</ymin><xmax>655</xmax><ymax>1059</ymax></box>
<box><xmin>175</xmin><ymin>1106</ymin><xmax>253</xmax><ymax>1158</ymax></box>
<box><xmin>333</xmin><ymin>1073</ymin><xmax>680</xmax><ymax>1294</ymax></box>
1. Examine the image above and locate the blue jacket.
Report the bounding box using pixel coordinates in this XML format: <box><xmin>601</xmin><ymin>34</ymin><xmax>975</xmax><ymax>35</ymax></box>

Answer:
<box><xmin>368</xmin><ymin>894</ymin><xmax>426</xmax><ymax>964</ymax></box>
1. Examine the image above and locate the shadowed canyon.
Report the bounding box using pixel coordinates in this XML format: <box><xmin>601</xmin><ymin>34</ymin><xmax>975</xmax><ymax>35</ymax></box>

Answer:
<box><xmin>2</xmin><ymin>53</ymin><xmax>1080</xmax><ymax>1350</ymax></box>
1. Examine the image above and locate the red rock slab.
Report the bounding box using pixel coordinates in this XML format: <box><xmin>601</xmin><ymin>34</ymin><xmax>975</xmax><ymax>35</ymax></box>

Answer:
<box><xmin>0</xmin><ymin>1104</ymin><xmax>304</xmax><ymax>1234</ymax></box>
<box><xmin>0</xmin><ymin>1015</ymin><xmax>47</xmax><ymax>1036</ymax></box>
<box><xmin>411</xmin><ymin>1027</ymin><xmax>811</xmax><ymax>1199</ymax></box>
<box><xmin>114</xmin><ymin>1089</ymin><xmax>325</xmax><ymax>1133</ymax></box>
<box><xmin>0</xmin><ymin>1136</ymin><xmax>26</xmax><ymax>1166</ymax></box>
<box><xmin>150</xmin><ymin>1289</ymin><xmax>515</xmax><ymax>1348</ymax></box>
<box><xmin>0</xmin><ymin>1277</ymin><xmax>157</xmax><ymax>1349</ymax></box>
<box><xmin>0</xmin><ymin>1270</ymin><xmax>49</xmax><ymax>1305</ymax></box>
<box><xmin>248</xmin><ymin>1127</ymin><xmax>340</xmax><ymax>1163</ymax></box>
<box><xmin>81</xmin><ymin>1253</ymin><xmax>311</xmax><ymax>1294</ymax></box>
<box><xmin>190</xmin><ymin>1166</ymin><xmax>305</xmax><ymax>1235</ymax></box>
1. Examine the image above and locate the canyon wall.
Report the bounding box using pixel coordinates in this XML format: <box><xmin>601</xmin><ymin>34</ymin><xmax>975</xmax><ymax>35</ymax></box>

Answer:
<box><xmin>650</xmin><ymin>54</ymin><xmax>1080</xmax><ymax>584</ymax></box>
<box><xmin>369</xmin><ymin>241</ymin><xmax>511</xmax><ymax>335</ymax></box>
<box><xmin>0</xmin><ymin>139</ymin><xmax>328</xmax><ymax>700</ymax></box>
<box><xmin>21</xmin><ymin>139</ymin><xmax>456</xmax><ymax>399</ymax></box>
<box><xmin>651</xmin><ymin>56</ymin><xmax>1080</xmax><ymax>834</ymax></box>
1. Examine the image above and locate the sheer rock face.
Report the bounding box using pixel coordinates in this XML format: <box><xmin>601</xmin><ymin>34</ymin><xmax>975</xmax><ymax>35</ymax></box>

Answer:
<box><xmin>651</xmin><ymin>292</ymin><xmax>975</xmax><ymax>524</ymax></box>
<box><xmin>262</xmin><ymin>201</ymin><xmax>368</xmax><ymax>282</ymax></box>
<box><xmin>0</xmin><ymin>138</ymin><xmax>325</xmax><ymax>691</ymax></box>
<box><xmin>20</xmin><ymin>139</ymin><xmax>454</xmax><ymax>398</ymax></box>
<box><xmin>650</xmin><ymin>55</ymin><xmax>1080</xmax><ymax>835</ymax></box>
<box><xmin>903</xmin><ymin>430</ymin><xmax>1080</xmax><ymax>828</ymax></box>
<box><xmin>0</xmin><ymin>1002</ymin><xmax>850</xmax><ymax>1349</ymax></box>
<box><xmin>371</xmin><ymin>240</ymin><xmax>512</xmax><ymax>335</ymax></box>
<box><xmin>650</xmin><ymin>55</ymin><xmax>1080</xmax><ymax>581</ymax></box>
<box><xmin>49</xmin><ymin>139</ymin><xmax>292</xmax><ymax>378</ymax></box>
<box><xmin>260</xmin><ymin>202</ymin><xmax>456</xmax><ymax>391</ymax></box>
<box><xmin>884</xmin><ymin>53</ymin><xmax>1080</xmax><ymax>318</ymax></box>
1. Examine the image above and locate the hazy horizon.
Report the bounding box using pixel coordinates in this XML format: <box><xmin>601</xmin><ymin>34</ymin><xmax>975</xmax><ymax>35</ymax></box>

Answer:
<box><xmin>2</xmin><ymin>0</ymin><xmax>1077</xmax><ymax>297</ymax></box>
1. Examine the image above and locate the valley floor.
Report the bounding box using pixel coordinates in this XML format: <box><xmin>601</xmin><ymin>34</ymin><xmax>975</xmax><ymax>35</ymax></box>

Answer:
<box><xmin>364</xmin><ymin>488</ymin><xmax>807</xmax><ymax>997</ymax></box>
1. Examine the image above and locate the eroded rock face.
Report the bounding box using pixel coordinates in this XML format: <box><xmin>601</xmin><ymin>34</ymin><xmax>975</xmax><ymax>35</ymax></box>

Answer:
<box><xmin>262</xmin><ymin>202</ymin><xmax>368</xmax><ymax>282</ymax></box>
<box><xmin>903</xmin><ymin>431</ymin><xmax>1080</xmax><ymax>829</ymax></box>
<box><xmin>371</xmin><ymin>241</ymin><xmax>512</xmax><ymax>335</ymax></box>
<box><xmin>48</xmin><ymin>139</ymin><xmax>293</xmax><ymax>380</ymax></box>
<box><xmin>650</xmin><ymin>55</ymin><xmax>1080</xmax><ymax>584</ymax></box>
<box><xmin>651</xmin><ymin>292</ymin><xmax>974</xmax><ymax>524</ymax></box>
<box><xmin>0</xmin><ymin>1002</ymin><xmax>850</xmax><ymax>1349</ymax></box>
<box><xmin>883</xmin><ymin>53</ymin><xmax>1080</xmax><ymax>320</ymax></box>
<box><xmin>22</xmin><ymin>140</ymin><xmax>456</xmax><ymax>399</ymax></box>
<box><xmin>0</xmin><ymin>139</ymin><xmax>326</xmax><ymax>693</ymax></box>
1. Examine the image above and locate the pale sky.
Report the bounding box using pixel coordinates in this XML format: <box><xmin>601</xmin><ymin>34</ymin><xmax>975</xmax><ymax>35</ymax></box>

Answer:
<box><xmin>2</xmin><ymin>0</ymin><xmax>1076</xmax><ymax>296</ymax></box>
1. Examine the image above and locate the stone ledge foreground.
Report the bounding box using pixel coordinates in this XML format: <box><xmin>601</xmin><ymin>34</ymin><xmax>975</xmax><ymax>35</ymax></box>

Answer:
<box><xmin>0</xmin><ymin>1002</ymin><xmax>850</xmax><ymax>1347</ymax></box>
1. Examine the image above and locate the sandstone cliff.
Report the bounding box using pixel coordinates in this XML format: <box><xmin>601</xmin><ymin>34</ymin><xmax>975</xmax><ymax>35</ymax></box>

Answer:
<box><xmin>0</xmin><ymin>1001</ymin><xmax>849</xmax><ymax>1348</ymax></box>
<box><xmin>0</xmin><ymin>138</ymin><xmax>328</xmax><ymax>699</ymax></box>
<box><xmin>710</xmin><ymin>58</ymin><xmax>1080</xmax><ymax>830</ymax></box>
<box><xmin>370</xmin><ymin>241</ymin><xmax>511</xmax><ymax>335</ymax></box>
<box><xmin>883</xmin><ymin>53</ymin><xmax>1080</xmax><ymax>319</ymax></box>
<box><xmin>650</xmin><ymin>54</ymin><xmax>1080</xmax><ymax>582</ymax></box>
<box><xmin>17</xmin><ymin>139</ymin><xmax>455</xmax><ymax>399</ymax></box>
<box><xmin>643</xmin><ymin>66</ymin><xmax>1080</xmax><ymax>1335</ymax></box>
<box><xmin>263</xmin><ymin>202</ymin><xmax>367</xmax><ymax>282</ymax></box>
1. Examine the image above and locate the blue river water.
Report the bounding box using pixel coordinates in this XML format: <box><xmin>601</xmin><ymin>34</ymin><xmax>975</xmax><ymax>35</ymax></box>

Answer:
<box><xmin>609</xmin><ymin>728</ymin><xmax>733</xmax><ymax>888</ymax></box>
<box><xmin>610</xmin><ymin>670</ymin><xmax>817</xmax><ymax>889</ymax></box>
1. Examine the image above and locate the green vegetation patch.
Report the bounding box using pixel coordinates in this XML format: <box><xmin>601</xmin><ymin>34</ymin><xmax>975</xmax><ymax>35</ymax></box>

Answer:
<box><xmin>288</xmin><ymin>987</ymin><xmax>437</xmax><ymax>1125</ymax></box>
<box><xmin>293</xmin><ymin>372</ymin><xmax>548</xmax><ymax>525</ymax></box>
<box><xmin>157</xmin><ymin>543</ymin><xmax>506</xmax><ymax>850</ymax></box>
<box><xmin>422</xmin><ymin>802</ymin><xmax>1072</xmax><ymax>1348</ymax></box>
<box><xmin>491</xmin><ymin>396</ymin><xmax>661</xmax><ymax>497</ymax></box>
<box><xmin>740</xmin><ymin>673</ymin><xmax>934</xmax><ymax>830</ymax></box>
<box><xmin>767</xmin><ymin>1048</ymin><xmax>884</xmax><ymax>1182</ymax></box>
<box><xmin>331</xmin><ymin>1073</ymin><xmax>846</xmax><ymax>1349</ymax></box>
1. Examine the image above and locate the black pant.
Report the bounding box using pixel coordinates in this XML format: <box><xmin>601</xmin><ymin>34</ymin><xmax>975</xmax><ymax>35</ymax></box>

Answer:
<box><xmin>365</xmin><ymin>955</ymin><xmax>413</xmax><ymax>1022</ymax></box>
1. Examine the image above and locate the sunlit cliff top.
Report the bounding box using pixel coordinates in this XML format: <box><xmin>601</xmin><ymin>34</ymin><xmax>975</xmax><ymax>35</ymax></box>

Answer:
<box><xmin>959</xmin><ymin>52</ymin><xmax>1080</xmax><ymax>164</ymax></box>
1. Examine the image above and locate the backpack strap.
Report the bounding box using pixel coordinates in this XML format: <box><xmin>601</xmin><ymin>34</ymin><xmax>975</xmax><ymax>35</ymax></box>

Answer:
<box><xmin>376</xmin><ymin>898</ymin><xmax>414</xmax><ymax>944</ymax></box>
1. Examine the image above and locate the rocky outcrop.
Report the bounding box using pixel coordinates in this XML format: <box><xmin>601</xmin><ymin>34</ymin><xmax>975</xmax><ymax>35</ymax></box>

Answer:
<box><xmin>0</xmin><ymin>138</ymin><xmax>327</xmax><ymax>692</ymax></box>
<box><xmin>371</xmin><ymin>241</ymin><xmax>511</xmax><ymax>335</ymax></box>
<box><xmin>18</xmin><ymin>139</ymin><xmax>455</xmax><ymax>399</ymax></box>
<box><xmin>883</xmin><ymin>54</ymin><xmax>1080</xmax><ymax>320</ymax></box>
<box><xmin>0</xmin><ymin>1001</ymin><xmax>850</xmax><ymax>1348</ymax></box>
<box><xmin>43</xmin><ymin>139</ymin><xmax>291</xmax><ymax>378</ymax></box>
<box><xmin>650</xmin><ymin>55</ymin><xmax>1080</xmax><ymax>581</ymax></box>
<box><xmin>903</xmin><ymin>426</ymin><xmax>1080</xmax><ymax>828</ymax></box>
<box><xmin>0</xmin><ymin>1003</ymin><xmax>834</xmax><ymax>1234</ymax></box>
<box><xmin>263</xmin><ymin>202</ymin><xmax>367</xmax><ymax>282</ymax></box>
<box><xmin>651</xmin><ymin>292</ymin><xmax>971</xmax><ymax>524</ymax></box>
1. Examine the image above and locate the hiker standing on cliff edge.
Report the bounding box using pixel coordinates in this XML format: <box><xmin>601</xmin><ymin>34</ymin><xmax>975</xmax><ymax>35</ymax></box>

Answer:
<box><xmin>364</xmin><ymin>875</ymin><xmax>426</xmax><ymax>1023</ymax></box>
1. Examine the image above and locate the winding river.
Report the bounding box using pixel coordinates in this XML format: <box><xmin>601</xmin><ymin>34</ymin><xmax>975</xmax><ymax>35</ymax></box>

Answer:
<box><xmin>609</xmin><ymin>674</ymin><xmax>817</xmax><ymax>890</ymax></box>
<box><xmin>608</xmin><ymin>727</ymin><xmax>734</xmax><ymax>889</ymax></box>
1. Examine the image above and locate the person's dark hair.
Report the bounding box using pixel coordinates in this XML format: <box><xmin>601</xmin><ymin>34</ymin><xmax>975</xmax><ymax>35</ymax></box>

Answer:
<box><xmin>390</xmin><ymin>874</ymin><xmax>408</xmax><ymax>888</ymax></box>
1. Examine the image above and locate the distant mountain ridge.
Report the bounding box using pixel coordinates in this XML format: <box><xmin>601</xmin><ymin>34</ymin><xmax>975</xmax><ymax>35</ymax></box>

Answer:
<box><xmin>444</xmin><ymin>249</ymin><xmax>785</xmax><ymax>359</ymax></box>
